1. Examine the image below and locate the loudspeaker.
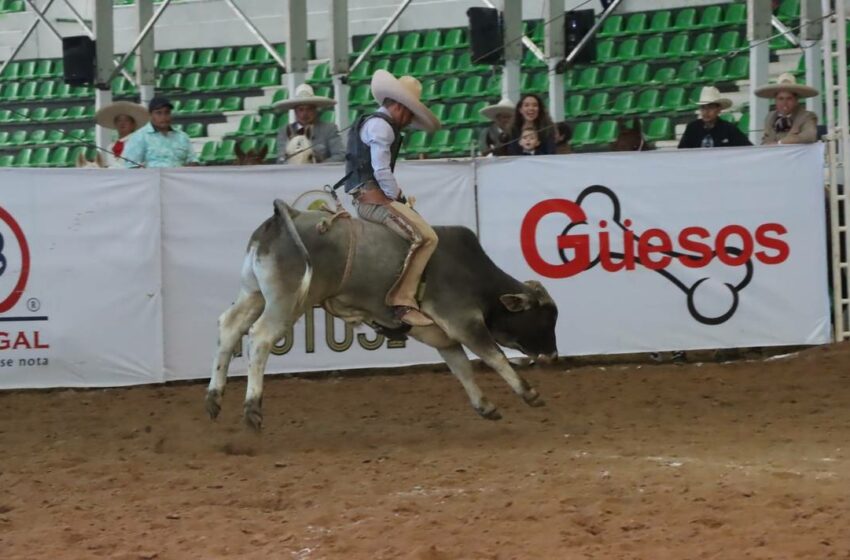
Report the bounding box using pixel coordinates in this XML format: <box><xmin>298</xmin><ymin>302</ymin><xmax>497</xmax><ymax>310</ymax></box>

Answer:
<box><xmin>467</xmin><ymin>7</ymin><xmax>503</xmax><ymax>65</ymax></box>
<box><xmin>62</xmin><ymin>35</ymin><xmax>96</xmax><ymax>85</ymax></box>
<box><xmin>564</xmin><ymin>9</ymin><xmax>595</xmax><ymax>65</ymax></box>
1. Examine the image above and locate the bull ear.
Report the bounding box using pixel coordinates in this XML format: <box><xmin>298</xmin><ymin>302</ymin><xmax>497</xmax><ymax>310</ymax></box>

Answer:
<box><xmin>500</xmin><ymin>293</ymin><xmax>532</xmax><ymax>312</ymax></box>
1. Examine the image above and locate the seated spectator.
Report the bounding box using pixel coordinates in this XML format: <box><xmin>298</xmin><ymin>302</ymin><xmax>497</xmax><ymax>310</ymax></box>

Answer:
<box><xmin>123</xmin><ymin>97</ymin><xmax>198</xmax><ymax>167</ymax></box>
<box><xmin>478</xmin><ymin>98</ymin><xmax>513</xmax><ymax>156</ymax></box>
<box><xmin>755</xmin><ymin>73</ymin><xmax>819</xmax><ymax>145</ymax></box>
<box><xmin>517</xmin><ymin>126</ymin><xmax>541</xmax><ymax>155</ymax></box>
<box><xmin>678</xmin><ymin>86</ymin><xmax>752</xmax><ymax>149</ymax></box>
<box><xmin>95</xmin><ymin>101</ymin><xmax>148</xmax><ymax>167</ymax></box>
<box><xmin>507</xmin><ymin>94</ymin><xmax>556</xmax><ymax>156</ymax></box>
<box><xmin>555</xmin><ymin>121</ymin><xmax>573</xmax><ymax>154</ymax></box>
<box><xmin>274</xmin><ymin>84</ymin><xmax>344</xmax><ymax>164</ymax></box>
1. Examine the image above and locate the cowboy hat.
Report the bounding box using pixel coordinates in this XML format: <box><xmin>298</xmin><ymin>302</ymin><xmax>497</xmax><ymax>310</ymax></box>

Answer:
<box><xmin>480</xmin><ymin>98</ymin><xmax>515</xmax><ymax>121</ymax></box>
<box><xmin>371</xmin><ymin>69</ymin><xmax>440</xmax><ymax>132</ymax></box>
<box><xmin>695</xmin><ymin>86</ymin><xmax>732</xmax><ymax>109</ymax></box>
<box><xmin>754</xmin><ymin>72</ymin><xmax>819</xmax><ymax>99</ymax></box>
<box><xmin>95</xmin><ymin>101</ymin><xmax>149</xmax><ymax>129</ymax></box>
<box><xmin>273</xmin><ymin>83</ymin><xmax>336</xmax><ymax>112</ymax></box>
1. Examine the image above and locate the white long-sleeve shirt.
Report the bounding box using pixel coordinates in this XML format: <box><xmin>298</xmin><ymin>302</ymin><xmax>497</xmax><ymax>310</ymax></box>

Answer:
<box><xmin>359</xmin><ymin>107</ymin><xmax>401</xmax><ymax>200</ymax></box>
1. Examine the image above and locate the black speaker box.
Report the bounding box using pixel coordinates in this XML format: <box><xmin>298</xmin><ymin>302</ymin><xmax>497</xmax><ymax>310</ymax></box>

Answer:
<box><xmin>467</xmin><ymin>7</ymin><xmax>503</xmax><ymax>65</ymax></box>
<box><xmin>62</xmin><ymin>35</ymin><xmax>96</xmax><ymax>85</ymax></box>
<box><xmin>564</xmin><ymin>9</ymin><xmax>595</xmax><ymax>65</ymax></box>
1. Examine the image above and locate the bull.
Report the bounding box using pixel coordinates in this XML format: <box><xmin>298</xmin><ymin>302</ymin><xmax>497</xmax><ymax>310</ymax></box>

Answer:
<box><xmin>206</xmin><ymin>201</ymin><xmax>558</xmax><ymax>430</ymax></box>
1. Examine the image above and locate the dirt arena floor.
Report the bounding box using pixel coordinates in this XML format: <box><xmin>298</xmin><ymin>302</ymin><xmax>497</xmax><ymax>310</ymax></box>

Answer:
<box><xmin>1</xmin><ymin>343</ymin><xmax>849</xmax><ymax>560</ymax></box>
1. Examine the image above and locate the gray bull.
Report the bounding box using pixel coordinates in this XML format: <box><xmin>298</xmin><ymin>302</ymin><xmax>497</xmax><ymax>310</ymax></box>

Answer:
<box><xmin>206</xmin><ymin>201</ymin><xmax>558</xmax><ymax>430</ymax></box>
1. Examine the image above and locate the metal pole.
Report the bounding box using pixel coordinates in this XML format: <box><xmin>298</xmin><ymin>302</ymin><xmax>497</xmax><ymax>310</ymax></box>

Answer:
<box><xmin>748</xmin><ymin>0</ymin><xmax>771</xmax><ymax>144</ymax></box>
<box><xmin>22</xmin><ymin>0</ymin><xmax>62</xmax><ymax>39</ymax></box>
<box><xmin>770</xmin><ymin>15</ymin><xmax>800</xmax><ymax>46</ymax></box>
<box><xmin>107</xmin><ymin>0</ymin><xmax>174</xmax><ymax>83</ymax></box>
<box><xmin>545</xmin><ymin>0</ymin><xmax>565</xmax><ymax>123</ymax></box>
<box><xmin>801</xmin><ymin>0</ymin><xmax>824</xmax><ymax>120</ymax></box>
<box><xmin>136</xmin><ymin>0</ymin><xmax>156</xmax><ymax>106</ymax></box>
<box><xmin>222</xmin><ymin>0</ymin><xmax>287</xmax><ymax>71</ymax></box>
<box><xmin>821</xmin><ymin>0</ymin><xmax>835</xmax><ymax>136</ymax></box>
<box><xmin>349</xmin><ymin>0</ymin><xmax>414</xmax><ymax>74</ymax></box>
<box><xmin>835</xmin><ymin>0</ymin><xmax>850</xmax><ymax>315</ymax></box>
<box><xmin>565</xmin><ymin>0</ymin><xmax>624</xmax><ymax>65</ymax></box>
<box><xmin>501</xmin><ymin>0</ymin><xmax>521</xmax><ymax>104</ymax></box>
<box><xmin>827</xmin><ymin>136</ymin><xmax>844</xmax><ymax>340</ymax></box>
<box><xmin>330</xmin><ymin>0</ymin><xmax>350</xmax><ymax>132</ymax></box>
<box><xmin>0</xmin><ymin>0</ymin><xmax>57</xmax><ymax>79</ymax></box>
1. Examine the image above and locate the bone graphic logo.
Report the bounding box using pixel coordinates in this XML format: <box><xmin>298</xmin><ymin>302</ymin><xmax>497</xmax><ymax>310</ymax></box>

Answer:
<box><xmin>0</xmin><ymin>206</ymin><xmax>31</xmax><ymax>314</ymax></box>
<box><xmin>520</xmin><ymin>186</ymin><xmax>790</xmax><ymax>325</ymax></box>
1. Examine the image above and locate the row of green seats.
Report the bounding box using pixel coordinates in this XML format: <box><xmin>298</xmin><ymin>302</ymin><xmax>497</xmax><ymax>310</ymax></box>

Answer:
<box><xmin>401</xmin><ymin>128</ymin><xmax>477</xmax><ymax>158</ymax></box>
<box><xmin>566</xmin><ymin>86</ymin><xmax>709</xmax><ymax>118</ymax></box>
<box><xmin>0</xmin><ymin>0</ymin><xmax>24</xmax><ymax>13</ymax></box>
<box><xmin>156</xmin><ymin>68</ymin><xmax>280</xmax><ymax>92</ymax></box>
<box><xmin>352</xmin><ymin>28</ymin><xmax>468</xmax><ymax>56</ymax></box>
<box><xmin>0</xmin><ymin>122</ymin><xmax>206</xmax><ymax>149</ymax></box>
<box><xmin>227</xmin><ymin>108</ymin><xmax>362</xmax><ymax>139</ymax></box>
<box><xmin>599</xmin><ymin>4</ymin><xmax>746</xmax><ymax>38</ymax></box>
<box><xmin>0</xmin><ymin>58</ymin><xmax>63</xmax><ymax>81</ymax></box>
<box><xmin>596</xmin><ymin>30</ymin><xmax>744</xmax><ymax>64</ymax></box>
<box><xmin>0</xmin><ymin>105</ymin><xmax>94</xmax><ymax>123</ymax></box>
<box><xmin>200</xmin><ymin>137</ymin><xmax>277</xmax><ymax>165</ymax></box>
<box><xmin>0</xmin><ymin>146</ymin><xmax>96</xmax><ymax>168</ymax></box>
<box><xmin>563</xmin><ymin>57</ymin><xmax>748</xmax><ymax>92</ymax></box>
<box><xmin>347</xmin><ymin>74</ymin><xmax>501</xmax><ymax>107</ymax></box>
<box><xmin>171</xmin><ymin>96</ymin><xmax>244</xmax><ymax>114</ymax></box>
<box><xmin>0</xmin><ymin>80</ymin><xmax>93</xmax><ymax>102</ymax></box>
<box><xmin>309</xmin><ymin>52</ymin><xmax>493</xmax><ymax>86</ymax></box>
<box><xmin>571</xmin><ymin>117</ymin><xmax>674</xmax><ymax>148</ymax></box>
<box><xmin>156</xmin><ymin>44</ymin><xmax>289</xmax><ymax>72</ymax></box>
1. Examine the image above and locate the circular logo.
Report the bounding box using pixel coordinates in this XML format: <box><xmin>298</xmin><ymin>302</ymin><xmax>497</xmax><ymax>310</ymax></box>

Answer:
<box><xmin>0</xmin><ymin>206</ymin><xmax>30</xmax><ymax>314</ymax></box>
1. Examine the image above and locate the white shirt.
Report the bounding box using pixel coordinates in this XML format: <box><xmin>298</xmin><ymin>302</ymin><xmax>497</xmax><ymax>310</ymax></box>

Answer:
<box><xmin>359</xmin><ymin>106</ymin><xmax>401</xmax><ymax>200</ymax></box>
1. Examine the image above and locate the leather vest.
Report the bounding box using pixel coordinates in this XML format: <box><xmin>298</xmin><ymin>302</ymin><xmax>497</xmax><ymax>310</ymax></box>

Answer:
<box><xmin>344</xmin><ymin>112</ymin><xmax>402</xmax><ymax>193</ymax></box>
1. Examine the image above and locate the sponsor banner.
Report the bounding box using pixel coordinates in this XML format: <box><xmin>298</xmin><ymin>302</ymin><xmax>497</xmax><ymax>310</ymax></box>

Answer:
<box><xmin>159</xmin><ymin>161</ymin><xmax>476</xmax><ymax>381</ymax></box>
<box><xmin>477</xmin><ymin>145</ymin><xmax>831</xmax><ymax>354</ymax></box>
<box><xmin>0</xmin><ymin>169</ymin><xmax>164</xmax><ymax>388</ymax></box>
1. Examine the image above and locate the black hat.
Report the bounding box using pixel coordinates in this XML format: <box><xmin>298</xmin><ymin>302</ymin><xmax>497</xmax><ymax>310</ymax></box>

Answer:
<box><xmin>148</xmin><ymin>96</ymin><xmax>174</xmax><ymax>112</ymax></box>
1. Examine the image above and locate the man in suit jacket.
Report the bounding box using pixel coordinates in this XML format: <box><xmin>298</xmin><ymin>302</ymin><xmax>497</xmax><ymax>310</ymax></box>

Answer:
<box><xmin>755</xmin><ymin>73</ymin><xmax>819</xmax><ymax>145</ymax></box>
<box><xmin>275</xmin><ymin>84</ymin><xmax>345</xmax><ymax>163</ymax></box>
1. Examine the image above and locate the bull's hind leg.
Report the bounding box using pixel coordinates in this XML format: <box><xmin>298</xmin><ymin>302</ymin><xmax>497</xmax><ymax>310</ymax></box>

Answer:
<box><xmin>206</xmin><ymin>290</ymin><xmax>264</xmax><ymax>419</ymax></box>
<box><xmin>437</xmin><ymin>345</ymin><xmax>501</xmax><ymax>420</ymax></box>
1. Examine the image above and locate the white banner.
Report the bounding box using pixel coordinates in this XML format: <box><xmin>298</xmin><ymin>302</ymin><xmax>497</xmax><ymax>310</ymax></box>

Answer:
<box><xmin>0</xmin><ymin>169</ymin><xmax>164</xmax><ymax>389</ymax></box>
<box><xmin>477</xmin><ymin>145</ymin><xmax>831</xmax><ymax>354</ymax></box>
<box><xmin>159</xmin><ymin>161</ymin><xmax>476</xmax><ymax>381</ymax></box>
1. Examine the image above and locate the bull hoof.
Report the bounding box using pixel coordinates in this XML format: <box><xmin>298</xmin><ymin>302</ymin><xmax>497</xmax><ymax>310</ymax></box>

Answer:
<box><xmin>243</xmin><ymin>399</ymin><xmax>263</xmax><ymax>432</ymax></box>
<box><xmin>205</xmin><ymin>390</ymin><xmax>222</xmax><ymax>420</ymax></box>
<box><xmin>522</xmin><ymin>388</ymin><xmax>546</xmax><ymax>408</ymax></box>
<box><xmin>476</xmin><ymin>400</ymin><xmax>502</xmax><ymax>421</ymax></box>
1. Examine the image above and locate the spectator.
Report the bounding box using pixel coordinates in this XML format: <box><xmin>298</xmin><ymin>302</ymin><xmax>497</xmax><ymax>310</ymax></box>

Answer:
<box><xmin>275</xmin><ymin>84</ymin><xmax>344</xmax><ymax>164</ymax></box>
<box><xmin>555</xmin><ymin>121</ymin><xmax>573</xmax><ymax>154</ymax></box>
<box><xmin>478</xmin><ymin>98</ymin><xmax>513</xmax><ymax>156</ymax></box>
<box><xmin>122</xmin><ymin>97</ymin><xmax>198</xmax><ymax>167</ymax></box>
<box><xmin>95</xmin><ymin>101</ymin><xmax>148</xmax><ymax>167</ymax></box>
<box><xmin>678</xmin><ymin>86</ymin><xmax>752</xmax><ymax>149</ymax></box>
<box><xmin>507</xmin><ymin>94</ymin><xmax>556</xmax><ymax>156</ymax></box>
<box><xmin>755</xmin><ymin>73</ymin><xmax>819</xmax><ymax>145</ymax></box>
<box><xmin>517</xmin><ymin>126</ymin><xmax>541</xmax><ymax>155</ymax></box>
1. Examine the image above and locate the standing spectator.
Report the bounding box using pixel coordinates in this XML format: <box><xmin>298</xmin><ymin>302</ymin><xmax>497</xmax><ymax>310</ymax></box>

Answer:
<box><xmin>478</xmin><ymin>98</ymin><xmax>513</xmax><ymax>156</ymax></box>
<box><xmin>507</xmin><ymin>94</ymin><xmax>556</xmax><ymax>156</ymax></box>
<box><xmin>122</xmin><ymin>97</ymin><xmax>198</xmax><ymax>167</ymax></box>
<box><xmin>95</xmin><ymin>101</ymin><xmax>148</xmax><ymax>167</ymax></box>
<box><xmin>275</xmin><ymin>84</ymin><xmax>344</xmax><ymax>164</ymax></box>
<box><xmin>755</xmin><ymin>73</ymin><xmax>819</xmax><ymax>145</ymax></box>
<box><xmin>678</xmin><ymin>86</ymin><xmax>752</xmax><ymax>149</ymax></box>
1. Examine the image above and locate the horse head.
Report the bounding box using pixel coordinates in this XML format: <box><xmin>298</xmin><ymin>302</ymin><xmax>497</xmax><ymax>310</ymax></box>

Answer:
<box><xmin>611</xmin><ymin>118</ymin><xmax>655</xmax><ymax>152</ymax></box>
<box><xmin>234</xmin><ymin>143</ymin><xmax>269</xmax><ymax>165</ymax></box>
<box><xmin>75</xmin><ymin>151</ymin><xmax>107</xmax><ymax>168</ymax></box>
<box><xmin>285</xmin><ymin>125</ymin><xmax>316</xmax><ymax>164</ymax></box>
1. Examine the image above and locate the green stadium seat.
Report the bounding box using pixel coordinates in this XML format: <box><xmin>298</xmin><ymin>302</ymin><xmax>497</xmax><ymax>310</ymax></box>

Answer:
<box><xmin>724</xmin><ymin>55</ymin><xmax>749</xmax><ymax>80</ymax></box>
<box><xmin>399</xmin><ymin>32</ymin><xmax>422</xmax><ymax>53</ymax></box>
<box><xmin>267</xmin><ymin>89</ymin><xmax>288</xmax><ymax>107</ymax></box>
<box><xmin>66</xmin><ymin>146</ymin><xmax>90</xmax><ymax>166</ymax></box>
<box><xmin>690</xmin><ymin>32</ymin><xmax>715</xmax><ymax>56</ymax></box>
<box><xmin>484</xmin><ymin>75</ymin><xmax>501</xmax><ymax>96</ymax></box>
<box><xmin>19</xmin><ymin>81</ymin><xmax>38</xmax><ymax>101</ymax></box>
<box><xmin>650</xmin><ymin>66</ymin><xmax>676</xmax><ymax>84</ymax></box>
<box><xmin>657</xmin><ymin>87</ymin><xmax>687</xmax><ymax>112</ymax></box>
<box><xmin>30</xmin><ymin>106</ymin><xmax>48</xmax><ymax>121</ymax></box>
<box><xmin>777</xmin><ymin>0</ymin><xmax>799</xmax><ymax>22</ymax></box>
<box><xmin>411</xmin><ymin>55</ymin><xmax>433</xmax><ymax>77</ymax></box>
<box><xmin>371</xmin><ymin>59</ymin><xmax>392</xmax><ymax>74</ymax></box>
<box><xmin>636</xmin><ymin>89</ymin><xmax>660</xmax><ymax>112</ymax></box>
<box><xmin>349</xmin><ymin>84</ymin><xmax>372</xmax><ymax>106</ymax></box>
<box><xmin>469</xmin><ymin>100</ymin><xmax>489</xmax><ymax>124</ymax></box>
<box><xmin>31</xmin><ymin>147</ymin><xmax>50</xmax><ymax>167</ymax></box>
<box><xmin>221</xmin><ymin>96</ymin><xmax>243</xmax><ymax>111</ymax></box>
<box><xmin>184</xmin><ymin>123</ymin><xmax>205</xmax><ymax>138</ymax></box>
<box><xmin>673</xmin><ymin>8</ymin><xmax>697</xmax><ymax>30</ymax></box>
<box><xmin>36</xmin><ymin>81</ymin><xmax>56</xmax><ymax>100</ymax></box>
<box><xmin>46</xmin><ymin>106</ymin><xmax>67</xmax><ymax>121</ymax></box>
<box><xmin>438</xmin><ymin>76</ymin><xmax>462</xmax><ymax>99</ymax></box>
<box><xmin>8</xmin><ymin>130</ymin><xmax>27</xmax><ymax>145</ymax></box>
<box><xmin>645</xmin><ymin>117</ymin><xmax>673</xmax><ymax>141</ymax></box>
<box><xmin>200</xmin><ymin>141</ymin><xmax>217</xmax><ymax>164</ymax></box>
<box><xmin>521</xmin><ymin>48</ymin><xmax>546</xmax><ymax>68</ymax></box>
<box><xmin>318</xmin><ymin>110</ymin><xmax>335</xmax><ymax>124</ymax></box>
<box><xmin>524</xmin><ymin>20</ymin><xmax>544</xmax><ymax>43</ymax></box>
<box><xmin>593</xmin><ymin>120</ymin><xmax>619</xmax><ymax>145</ymax></box>
<box><xmin>426</xmin><ymin>129</ymin><xmax>452</xmax><ymax>155</ymax></box>
<box><xmin>309</xmin><ymin>62</ymin><xmax>331</xmax><ymax>84</ymax></box>
<box><xmin>521</xmin><ymin>72</ymin><xmax>547</xmax><ymax>94</ymax></box>
<box><xmin>4</xmin><ymin>0</ymin><xmax>24</xmax><ymax>12</ymax></box>
<box><xmin>352</xmin><ymin>34</ymin><xmax>375</xmax><ymax>55</ymax></box>
<box><xmin>565</xmin><ymin>94</ymin><xmax>585</xmax><ymax>117</ymax></box>
<box><xmin>34</xmin><ymin>59</ymin><xmax>53</xmax><ymax>78</ymax></box>
<box><xmin>599</xmin><ymin>15</ymin><xmax>624</xmax><ymax>38</ymax></box>
<box><xmin>673</xmin><ymin>59</ymin><xmax>701</xmax><ymax>84</ymax></box>
<box><xmin>391</xmin><ymin>57</ymin><xmax>412</xmax><ymax>77</ymax></box>
<box><xmin>664</xmin><ymin>33</ymin><xmax>690</xmax><ymax>58</ymax></box>
<box><xmin>638</xmin><ymin>36</ymin><xmax>664</xmax><ymax>59</ymax></box>
<box><xmin>770</xmin><ymin>34</ymin><xmax>794</xmax><ymax>50</ymax></box>
<box><xmin>457</xmin><ymin>51</ymin><xmax>489</xmax><ymax>73</ymax></box>
<box><xmin>420</xmin><ymin>80</ymin><xmax>439</xmax><ymax>101</ymax></box>
<box><xmin>235</xmin><ymin>46</ymin><xmax>255</xmax><ymax>66</ymax></box>
<box><xmin>0</xmin><ymin>154</ymin><xmax>13</xmax><ymax>168</ymax></box>
<box><xmin>201</xmin><ymin>97</ymin><xmax>223</xmax><ymax>113</ymax></box>
<box><xmin>724</xmin><ymin>3</ymin><xmax>747</xmax><ymax>26</ymax></box>
<box><xmin>0</xmin><ymin>131</ymin><xmax>8</xmax><ymax>145</ymax></box>
<box><xmin>403</xmin><ymin>130</ymin><xmax>429</xmax><ymax>156</ymax></box>
<box><xmin>702</xmin><ymin>58</ymin><xmax>727</xmax><ymax>81</ymax></box>
<box><xmin>443</xmin><ymin>103</ymin><xmax>469</xmax><ymax>126</ymax></box>
<box><xmin>417</xmin><ymin>29</ymin><xmax>442</xmax><ymax>52</ymax></box>
<box><xmin>26</xmin><ymin>129</ymin><xmax>46</xmax><ymax>145</ymax></box>
<box><xmin>575</xmin><ymin>67</ymin><xmax>599</xmax><ymax>90</ymax></box>
<box><xmin>46</xmin><ymin>129</ymin><xmax>64</xmax><ymax>144</ymax></box>
<box><xmin>213</xmin><ymin>47</ymin><xmax>234</xmax><ymax>67</ymax></box>
<box><xmin>374</xmin><ymin>34</ymin><xmax>401</xmax><ymax>56</ymax></box>
<box><xmin>48</xmin><ymin>146</ymin><xmax>69</xmax><ymax>167</ymax></box>
<box><xmin>1</xmin><ymin>82</ymin><xmax>19</xmax><ymax>101</ymax></box>
<box><xmin>606</xmin><ymin>91</ymin><xmax>636</xmax><ymax>115</ymax></box>
<box><xmin>12</xmin><ymin>148</ymin><xmax>33</xmax><ymax>167</ymax></box>
<box><xmin>571</xmin><ymin>122</ymin><xmax>595</xmax><ymax>147</ymax></box>
<box><xmin>585</xmin><ymin>91</ymin><xmax>610</xmax><ymax>115</ymax></box>
<box><xmin>737</xmin><ymin>112</ymin><xmax>750</xmax><ymax>134</ymax></box>
<box><xmin>624</xmin><ymin>13</ymin><xmax>647</xmax><ymax>35</ymax></box>
<box><xmin>201</xmin><ymin>71</ymin><xmax>221</xmax><ymax>91</ymax></box>
<box><xmin>624</xmin><ymin>62</ymin><xmax>649</xmax><ymax>85</ymax></box>
<box><xmin>596</xmin><ymin>39</ymin><xmax>616</xmax><ymax>62</ymax></box>
<box><xmin>181</xmin><ymin>98</ymin><xmax>202</xmax><ymax>114</ymax></box>
<box><xmin>350</xmin><ymin>60</ymin><xmax>371</xmax><ymax>82</ymax></box>
<box><xmin>215</xmin><ymin>139</ymin><xmax>236</xmax><ymax>164</ymax></box>
<box><xmin>0</xmin><ymin>109</ymin><xmax>10</xmax><ymax>122</ymax></box>
<box><xmin>1</xmin><ymin>61</ymin><xmax>20</xmax><ymax>80</ymax></box>
<box><xmin>259</xmin><ymin>67</ymin><xmax>280</xmax><ymax>87</ymax></box>
<box><xmin>716</xmin><ymin>30</ymin><xmax>741</xmax><ymax>52</ymax></box>
<box><xmin>601</xmin><ymin>65</ymin><xmax>625</xmax><ymax>87</ymax></box>
<box><xmin>157</xmin><ymin>51</ymin><xmax>177</xmax><ymax>71</ymax></box>
<box><xmin>160</xmin><ymin>72</ymin><xmax>182</xmax><ymax>90</ymax></box>
<box><xmin>234</xmin><ymin>115</ymin><xmax>256</xmax><ymax>136</ymax></box>
<box><xmin>451</xmin><ymin>128</ymin><xmax>475</xmax><ymax>154</ymax></box>
<box><xmin>256</xmin><ymin>113</ymin><xmax>278</xmax><ymax>134</ymax></box>
<box><xmin>696</xmin><ymin>5</ymin><xmax>723</xmax><ymax>29</ymax></box>
<box><xmin>176</xmin><ymin>49</ymin><xmax>197</xmax><ymax>69</ymax></box>
<box><xmin>239</xmin><ymin>69</ymin><xmax>259</xmax><ymax>88</ymax></box>
<box><xmin>237</xmin><ymin>137</ymin><xmax>259</xmax><ymax>153</ymax></box>
<box><xmin>441</xmin><ymin>28</ymin><xmax>468</xmax><ymax>50</ymax></box>
<box><xmin>19</xmin><ymin>60</ymin><xmax>36</xmax><ymax>79</ymax></box>
<box><xmin>313</xmin><ymin>86</ymin><xmax>332</xmax><ymax>98</ymax></box>
<box><xmin>433</xmin><ymin>54</ymin><xmax>456</xmax><ymax>74</ymax></box>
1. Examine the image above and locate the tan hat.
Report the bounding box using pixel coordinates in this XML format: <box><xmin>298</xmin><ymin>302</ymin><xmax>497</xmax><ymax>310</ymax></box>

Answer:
<box><xmin>754</xmin><ymin>72</ymin><xmax>819</xmax><ymax>99</ymax></box>
<box><xmin>696</xmin><ymin>86</ymin><xmax>732</xmax><ymax>110</ymax></box>
<box><xmin>273</xmin><ymin>83</ymin><xmax>336</xmax><ymax>112</ymax></box>
<box><xmin>370</xmin><ymin>69</ymin><xmax>440</xmax><ymax>132</ymax></box>
<box><xmin>480</xmin><ymin>98</ymin><xmax>515</xmax><ymax>121</ymax></box>
<box><xmin>95</xmin><ymin>101</ymin><xmax>149</xmax><ymax>129</ymax></box>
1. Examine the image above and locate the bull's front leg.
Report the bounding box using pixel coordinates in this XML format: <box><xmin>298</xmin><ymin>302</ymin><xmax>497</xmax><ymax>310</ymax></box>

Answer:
<box><xmin>437</xmin><ymin>344</ymin><xmax>501</xmax><ymax>420</ymax></box>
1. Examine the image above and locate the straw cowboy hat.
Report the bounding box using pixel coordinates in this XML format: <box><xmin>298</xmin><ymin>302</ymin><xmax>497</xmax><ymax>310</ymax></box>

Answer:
<box><xmin>696</xmin><ymin>86</ymin><xmax>732</xmax><ymax>109</ymax></box>
<box><xmin>754</xmin><ymin>72</ymin><xmax>819</xmax><ymax>99</ymax></box>
<box><xmin>480</xmin><ymin>98</ymin><xmax>515</xmax><ymax>121</ymax></box>
<box><xmin>273</xmin><ymin>83</ymin><xmax>336</xmax><ymax>112</ymax></box>
<box><xmin>371</xmin><ymin>69</ymin><xmax>440</xmax><ymax>132</ymax></box>
<box><xmin>95</xmin><ymin>101</ymin><xmax>149</xmax><ymax>129</ymax></box>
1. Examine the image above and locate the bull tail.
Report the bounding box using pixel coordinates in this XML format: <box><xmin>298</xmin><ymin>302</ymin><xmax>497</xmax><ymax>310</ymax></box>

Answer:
<box><xmin>273</xmin><ymin>199</ymin><xmax>313</xmax><ymax>309</ymax></box>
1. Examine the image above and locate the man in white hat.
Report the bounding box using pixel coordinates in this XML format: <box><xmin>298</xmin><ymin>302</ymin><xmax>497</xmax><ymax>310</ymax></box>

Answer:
<box><xmin>274</xmin><ymin>83</ymin><xmax>344</xmax><ymax>164</ymax></box>
<box><xmin>343</xmin><ymin>69</ymin><xmax>441</xmax><ymax>327</ymax></box>
<box><xmin>754</xmin><ymin>72</ymin><xmax>819</xmax><ymax>145</ymax></box>
<box><xmin>94</xmin><ymin>100</ymin><xmax>149</xmax><ymax>167</ymax></box>
<box><xmin>478</xmin><ymin>98</ymin><xmax>513</xmax><ymax>156</ymax></box>
<box><xmin>678</xmin><ymin>86</ymin><xmax>751</xmax><ymax>149</ymax></box>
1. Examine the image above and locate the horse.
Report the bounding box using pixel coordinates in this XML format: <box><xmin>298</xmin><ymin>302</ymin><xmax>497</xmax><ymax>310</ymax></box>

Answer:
<box><xmin>234</xmin><ymin>143</ymin><xmax>269</xmax><ymax>165</ymax></box>
<box><xmin>284</xmin><ymin>125</ymin><xmax>315</xmax><ymax>164</ymax></box>
<box><xmin>75</xmin><ymin>152</ymin><xmax>107</xmax><ymax>168</ymax></box>
<box><xmin>611</xmin><ymin>118</ymin><xmax>655</xmax><ymax>152</ymax></box>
